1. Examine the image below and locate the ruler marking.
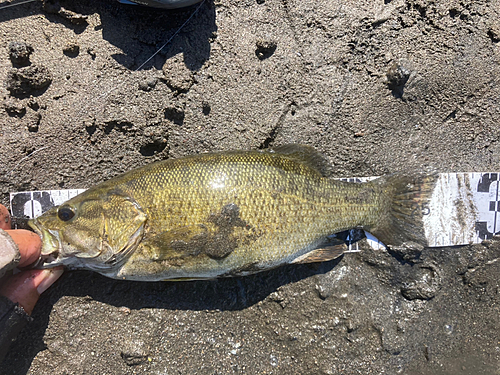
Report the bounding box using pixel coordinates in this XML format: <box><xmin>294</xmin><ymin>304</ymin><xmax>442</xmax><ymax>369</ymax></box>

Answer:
<box><xmin>495</xmin><ymin>174</ymin><xmax>499</xmax><ymax>236</ymax></box>
<box><xmin>10</xmin><ymin>172</ymin><xmax>500</xmax><ymax>248</ymax></box>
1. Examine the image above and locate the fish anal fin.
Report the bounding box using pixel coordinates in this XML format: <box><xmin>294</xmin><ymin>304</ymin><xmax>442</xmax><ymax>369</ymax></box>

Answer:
<box><xmin>291</xmin><ymin>244</ymin><xmax>348</xmax><ymax>264</ymax></box>
<box><xmin>270</xmin><ymin>144</ymin><xmax>330</xmax><ymax>176</ymax></box>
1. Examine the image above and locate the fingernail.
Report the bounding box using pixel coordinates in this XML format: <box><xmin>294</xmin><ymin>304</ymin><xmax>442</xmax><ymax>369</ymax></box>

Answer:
<box><xmin>36</xmin><ymin>268</ymin><xmax>64</xmax><ymax>294</ymax></box>
<box><xmin>0</xmin><ymin>205</ymin><xmax>11</xmax><ymax>230</ymax></box>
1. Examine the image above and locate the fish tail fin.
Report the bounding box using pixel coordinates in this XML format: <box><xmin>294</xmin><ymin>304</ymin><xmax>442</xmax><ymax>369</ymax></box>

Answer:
<box><xmin>369</xmin><ymin>173</ymin><xmax>437</xmax><ymax>247</ymax></box>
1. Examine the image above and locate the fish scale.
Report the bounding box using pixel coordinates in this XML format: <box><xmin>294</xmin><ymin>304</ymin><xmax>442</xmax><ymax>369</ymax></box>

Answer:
<box><xmin>29</xmin><ymin>146</ymin><xmax>435</xmax><ymax>281</ymax></box>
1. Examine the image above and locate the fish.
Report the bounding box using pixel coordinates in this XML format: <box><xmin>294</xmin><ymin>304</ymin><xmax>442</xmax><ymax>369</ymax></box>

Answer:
<box><xmin>29</xmin><ymin>145</ymin><xmax>436</xmax><ymax>281</ymax></box>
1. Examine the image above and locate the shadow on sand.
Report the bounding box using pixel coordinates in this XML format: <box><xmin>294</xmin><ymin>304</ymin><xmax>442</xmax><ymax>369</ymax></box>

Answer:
<box><xmin>0</xmin><ymin>0</ymin><xmax>216</xmax><ymax>71</ymax></box>
<box><xmin>2</xmin><ymin>257</ymin><xmax>343</xmax><ymax>374</ymax></box>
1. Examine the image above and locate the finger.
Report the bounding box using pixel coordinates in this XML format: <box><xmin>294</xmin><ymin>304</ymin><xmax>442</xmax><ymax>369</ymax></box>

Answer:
<box><xmin>5</xmin><ymin>230</ymin><xmax>42</xmax><ymax>267</ymax></box>
<box><xmin>0</xmin><ymin>205</ymin><xmax>11</xmax><ymax>230</ymax></box>
<box><xmin>0</xmin><ymin>267</ymin><xmax>64</xmax><ymax>315</ymax></box>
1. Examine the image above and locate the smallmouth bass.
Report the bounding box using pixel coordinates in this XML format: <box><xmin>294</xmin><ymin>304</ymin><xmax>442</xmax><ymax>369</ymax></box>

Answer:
<box><xmin>29</xmin><ymin>145</ymin><xmax>436</xmax><ymax>281</ymax></box>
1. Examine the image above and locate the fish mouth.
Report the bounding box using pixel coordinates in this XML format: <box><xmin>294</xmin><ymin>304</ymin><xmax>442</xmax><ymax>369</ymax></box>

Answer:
<box><xmin>28</xmin><ymin>218</ymin><xmax>64</xmax><ymax>269</ymax></box>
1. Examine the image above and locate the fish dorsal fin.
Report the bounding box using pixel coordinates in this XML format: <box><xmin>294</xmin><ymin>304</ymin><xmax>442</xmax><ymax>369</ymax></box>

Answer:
<box><xmin>270</xmin><ymin>144</ymin><xmax>330</xmax><ymax>176</ymax></box>
<box><xmin>291</xmin><ymin>244</ymin><xmax>348</xmax><ymax>264</ymax></box>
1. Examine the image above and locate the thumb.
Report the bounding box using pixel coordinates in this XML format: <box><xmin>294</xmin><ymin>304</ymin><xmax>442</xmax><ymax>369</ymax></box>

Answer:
<box><xmin>0</xmin><ymin>267</ymin><xmax>64</xmax><ymax>315</ymax></box>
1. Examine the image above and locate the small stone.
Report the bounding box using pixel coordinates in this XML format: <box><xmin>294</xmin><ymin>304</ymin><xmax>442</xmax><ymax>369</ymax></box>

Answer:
<box><xmin>3</xmin><ymin>99</ymin><xmax>26</xmax><ymax>117</ymax></box>
<box><xmin>401</xmin><ymin>263</ymin><xmax>441</xmax><ymax>300</ymax></box>
<box><xmin>162</xmin><ymin>54</ymin><xmax>194</xmax><ymax>93</ymax></box>
<box><xmin>147</xmin><ymin>78</ymin><xmax>158</xmax><ymax>88</ymax></box>
<box><xmin>118</xmin><ymin>306</ymin><xmax>131</xmax><ymax>314</ymax></box>
<box><xmin>255</xmin><ymin>39</ymin><xmax>277</xmax><ymax>60</ymax></box>
<box><xmin>87</xmin><ymin>47</ymin><xmax>97</xmax><ymax>59</ymax></box>
<box><xmin>8</xmin><ymin>41</ymin><xmax>33</xmax><ymax>67</ymax></box>
<box><xmin>202</xmin><ymin>101</ymin><xmax>211</xmax><ymax>115</ymax></box>
<box><xmin>488</xmin><ymin>22</ymin><xmax>500</xmax><ymax>43</ymax></box>
<box><xmin>164</xmin><ymin>106</ymin><xmax>185</xmax><ymax>125</ymax></box>
<box><xmin>315</xmin><ymin>284</ymin><xmax>330</xmax><ymax>300</ymax></box>
<box><xmin>6</xmin><ymin>64</ymin><xmax>52</xmax><ymax>96</ymax></box>
<box><xmin>26</xmin><ymin>112</ymin><xmax>42</xmax><ymax>132</ymax></box>
<box><xmin>27</xmin><ymin>98</ymin><xmax>40</xmax><ymax>111</ymax></box>
<box><xmin>386</xmin><ymin>62</ymin><xmax>411</xmax><ymax>98</ymax></box>
<box><xmin>138</xmin><ymin>81</ymin><xmax>150</xmax><ymax>91</ymax></box>
<box><xmin>390</xmin><ymin>241</ymin><xmax>424</xmax><ymax>263</ymax></box>
<box><xmin>63</xmin><ymin>42</ymin><xmax>80</xmax><ymax>57</ymax></box>
<box><xmin>43</xmin><ymin>2</ymin><xmax>88</xmax><ymax>25</ymax></box>
<box><xmin>138</xmin><ymin>78</ymin><xmax>157</xmax><ymax>92</ymax></box>
<box><xmin>120</xmin><ymin>348</ymin><xmax>149</xmax><ymax>366</ymax></box>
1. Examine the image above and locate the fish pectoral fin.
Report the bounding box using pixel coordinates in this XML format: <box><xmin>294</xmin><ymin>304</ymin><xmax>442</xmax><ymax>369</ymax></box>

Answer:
<box><xmin>143</xmin><ymin>225</ymin><xmax>210</xmax><ymax>261</ymax></box>
<box><xmin>145</xmin><ymin>224</ymin><xmax>239</xmax><ymax>262</ymax></box>
<box><xmin>291</xmin><ymin>244</ymin><xmax>348</xmax><ymax>264</ymax></box>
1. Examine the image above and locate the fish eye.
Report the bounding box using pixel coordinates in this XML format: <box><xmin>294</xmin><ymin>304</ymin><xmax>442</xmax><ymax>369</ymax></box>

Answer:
<box><xmin>57</xmin><ymin>206</ymin><xmax>76</xmax><ymax>222</ymax></box>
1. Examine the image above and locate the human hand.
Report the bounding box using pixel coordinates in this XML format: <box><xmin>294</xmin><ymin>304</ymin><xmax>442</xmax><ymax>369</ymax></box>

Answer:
<box><xmin>0</xmin><ymin>204</ymin><xmax>63</xmax><ymax>315</ymax></box>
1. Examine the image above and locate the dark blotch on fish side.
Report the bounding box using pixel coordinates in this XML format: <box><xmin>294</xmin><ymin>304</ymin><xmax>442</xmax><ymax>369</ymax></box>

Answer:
<box><xmin>208</xmin><ymin>203</ymin><xmax>247</xmax><ymax>229</ymax></box>
<box><xmin>151</xmin><ymin>204</ymin><xmax>252</xmax><ymax>263</ymax></box>
<box><xmin>174</xmin><ymin>203</ymin><xmax>254</xmax><ymax>260</ymax></box>
<box><xmin>204</xmin><ymin>203</ymin><xmax>248</xmax><ymax>259</ymax></box>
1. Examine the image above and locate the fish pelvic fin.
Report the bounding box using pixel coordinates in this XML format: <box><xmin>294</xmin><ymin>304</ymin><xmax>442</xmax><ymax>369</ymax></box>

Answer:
<box><xmin>369</xmin><ymin>173</ymin><xmax>438</xmax><ymax>247</ymax></box>
<box><xmin>291</xmin><ymin>243</ymin><xmax>348</xmax><ymax>264</ymax></box>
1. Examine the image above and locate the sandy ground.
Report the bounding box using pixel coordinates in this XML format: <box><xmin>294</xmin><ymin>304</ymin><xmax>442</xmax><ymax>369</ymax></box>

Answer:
<box><xmin>0</xmin><ymin>0</ymin><xmax>500</xmax><ymax>374</ymax></box>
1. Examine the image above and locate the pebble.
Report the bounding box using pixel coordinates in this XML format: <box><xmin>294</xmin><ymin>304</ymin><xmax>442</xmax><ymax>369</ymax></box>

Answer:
<box><xmin>255</xmin><ymin>39</ymin><xmax>277</xmax><ymax>60</ymax></box>
<box><xmin>386</xmin><ymin>62</ymin><xmax>411</xmax><ymax>97</ymax></box>
<box><xmin>488</xmin><ymin>22</ymin><xmax>500</xmax><ymax>42</ymax></box>
<box><xmin>202</xmin><ymin>101</ymin><xmax>211</xmax><ymax>115</ymax></box>
<box><xmin>6</xmin><ymin>64</ymin><xmax>52</xmax><ymax>96</ymax></box>
<box><xmin>26</xmin><ymin>112</ymin><xmax>42</xmax><ymax>132</ymax></box>
<box><xmin>162</xmin><ymin>54</ymin><xmax>194</xmax><ymax>93</ymax></box>
<box><xmin>63</xmin><ymin>42</ymin><xmax>80</xmax><ymax>57</ymax></box>
<box><xmin>400</xmin><ymin>263</ymin><xmax>441</xmax><ymax>300</ymax></box>
<box><xmin>8</xmin><ymin>41</ymin><xmax>33</xmax><ymax>67</ymax></box>
<box><xmin>3</xmin><ymin>99</ymin><xmax>26</xmax><ymax>117</ymax></box>
<box><xmin>138</xmin><ymin>78</ymin><xmax>158</xmax><ymax>92</ymax></box>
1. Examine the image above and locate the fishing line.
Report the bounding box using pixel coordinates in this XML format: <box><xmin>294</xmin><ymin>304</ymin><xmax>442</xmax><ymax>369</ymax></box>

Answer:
<box><xmin>3</xmin><ymin>0</ymin><xmax>206</xmax><ymax>176</ymax></box>
<box><xmin>1</xmin><ymin>0</ymin><xmax>206</xmax><ymax>116</ymax></box>
<box><xmin>135</xmin><ymin>0</ymin><xmax>206</xmax><ymax>71</ymax></box>
<box><xmin>0</xmin><ymin>0</ymin><xmax>37</xmax><ymax>10</ymax></box>
<box><xmin>5</xmin><ymin>146</ymin><xmax>48</xmax><ymax>176</ymax></box>
<box><xmin>76</xmin><ymin>0</ymin><xmax>206</xmax><ymax>119</ymax></box>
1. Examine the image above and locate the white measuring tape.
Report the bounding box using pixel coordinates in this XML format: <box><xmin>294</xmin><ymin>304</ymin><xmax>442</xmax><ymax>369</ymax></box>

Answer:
<box><xmin>9</xmin><ymin>173</ymin><xmax>500</xmax><ymax>248</ymax></box>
